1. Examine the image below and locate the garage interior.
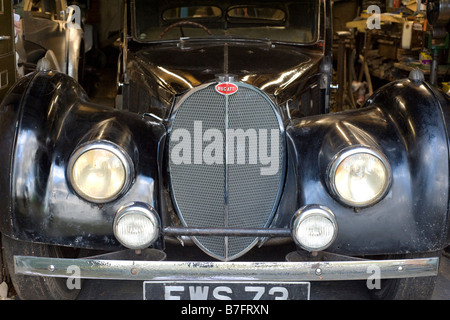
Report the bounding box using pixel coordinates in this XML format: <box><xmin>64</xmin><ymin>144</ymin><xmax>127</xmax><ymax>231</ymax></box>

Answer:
<box><xmin>81</xmin><ymin>0</ymin><xmax>450</xmax><ymax>109</ymax></box>
<box><xmin>0</xmin><ymin>0</ymin><xmax>449</xmax><ymax>300</ymax></box>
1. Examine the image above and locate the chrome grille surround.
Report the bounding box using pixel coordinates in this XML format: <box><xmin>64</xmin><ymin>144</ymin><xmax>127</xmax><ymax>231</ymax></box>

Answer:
<box><xmin>168</xmin><ymin>82</ymin><xmax>286</xmax><ymax>261</ymax></box>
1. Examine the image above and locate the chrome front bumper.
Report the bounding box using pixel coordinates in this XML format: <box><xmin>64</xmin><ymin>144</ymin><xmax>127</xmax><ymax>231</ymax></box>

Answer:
<box><xmin>14</xmin><ymin>252</ymin><xmax>439</xmax><ymax>282</ymax></box>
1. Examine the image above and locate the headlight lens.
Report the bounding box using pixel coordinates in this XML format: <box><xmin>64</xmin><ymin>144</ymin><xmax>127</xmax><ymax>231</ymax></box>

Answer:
<box><xmin>291</xmin><ymin>205</ymin><xmax>337</xmax><ymax>252</ymax></box>
<box><xmin>69</xmin><ymin>142</ymin><xmax>133</xmax><ymax>203</ymax></box>
<box><xmin>329</xmin><ymin>147</ymin><xmax>391</xmax><ymax>207</ymax></box>
<box><xmin>113</xmin><ymin>203</ymin><xmax>160</xmax><ymax>249</ymax></box>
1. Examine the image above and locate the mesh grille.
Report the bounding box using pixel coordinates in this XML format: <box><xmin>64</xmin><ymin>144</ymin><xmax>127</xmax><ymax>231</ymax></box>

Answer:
<box><xmin>168</xmin><ymin>83</ymin><xmax>285</xmax><ymax>261</ymax></box>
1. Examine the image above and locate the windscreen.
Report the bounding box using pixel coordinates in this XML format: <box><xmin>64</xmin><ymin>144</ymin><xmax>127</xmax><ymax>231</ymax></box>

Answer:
<box><xmin>133</xmin><ymin>0</ymin><xmax>319</xmax><ymax>44</ymax></box>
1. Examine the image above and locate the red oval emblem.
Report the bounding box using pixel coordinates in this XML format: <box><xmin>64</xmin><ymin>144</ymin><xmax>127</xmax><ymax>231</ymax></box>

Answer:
<box><xmin>215</xmin><ymin>83</ymin><xmax>238</xmax><ymax>95</ymax></box>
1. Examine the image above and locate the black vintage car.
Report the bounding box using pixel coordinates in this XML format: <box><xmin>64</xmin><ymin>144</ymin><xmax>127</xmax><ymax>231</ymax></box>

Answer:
<box><xmin>0</xmin><ymin>0</ymin><xmax>448</xmax><ymax>300</ymax></box>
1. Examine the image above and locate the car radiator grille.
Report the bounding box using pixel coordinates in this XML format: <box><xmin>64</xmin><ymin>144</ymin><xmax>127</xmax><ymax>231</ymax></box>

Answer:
<box><xmin>168</xmin><ymin>82</ymin><xmax>285</xmax><ymax>261</ymax></box>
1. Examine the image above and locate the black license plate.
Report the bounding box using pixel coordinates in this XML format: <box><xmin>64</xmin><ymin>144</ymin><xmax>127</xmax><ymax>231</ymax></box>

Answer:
<box><xmin>143</xmin><ymin>281</ymin><xmax>310</xmax><ymax>300</ymax></box>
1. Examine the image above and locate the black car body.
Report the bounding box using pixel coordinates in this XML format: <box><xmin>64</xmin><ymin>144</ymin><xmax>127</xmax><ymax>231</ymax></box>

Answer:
<box><xmin>0</xmin><ymin>0</ymin><xmax>448</xmax><ymax>300</ymax></box>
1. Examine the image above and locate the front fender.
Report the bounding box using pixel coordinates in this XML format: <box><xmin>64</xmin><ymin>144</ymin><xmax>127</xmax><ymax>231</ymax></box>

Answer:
<box><xmin>0</xmin><ymin>71</ymin><xmax>166</xmax><ymax>250</ymax></box>
<box><xmin>1</xmin><ymin>71</ymin><xmax>449</xmax><ymax>255</ymax></box>
<box><xmin>282</xmin><ymin>79</ymin><xmax>449</xmax><ymax>255</ymax></box>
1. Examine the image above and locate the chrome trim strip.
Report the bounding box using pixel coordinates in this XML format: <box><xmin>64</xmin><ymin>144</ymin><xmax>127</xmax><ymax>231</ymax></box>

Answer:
<box><xmin>163</xmin><ymin>226</ymin><xmax>292</xmax><ymax>237</ymax></box>
<box><xmin>14</xmin><ymin>256</ymin><xmax>439</xmax><ymax>282</ymax></box>
<box><xmin>224</xmin><ymin>93</ymin><xmax>230</xmax><ymax>260</ymax></box>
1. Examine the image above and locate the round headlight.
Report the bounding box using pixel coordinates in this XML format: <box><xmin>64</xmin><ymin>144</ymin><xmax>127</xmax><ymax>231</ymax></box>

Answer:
<box><xmin>328</xmin><ymin>147</ymin><xmax>391</xmax><ymax>207</ymax></box>
<box><xmin>113</xmin><ymin>202</ymin><xmax>160</xmax><ymax>249</ymax></box>
<box><xmin>68</xmin><ymin>142</ymin><xmax>133</xmax><ymax>203</ymax></box>
<box><xmin>291</xmin><ymin>205</ymin><xmax>337</xmax><ymax>252</ymax></box>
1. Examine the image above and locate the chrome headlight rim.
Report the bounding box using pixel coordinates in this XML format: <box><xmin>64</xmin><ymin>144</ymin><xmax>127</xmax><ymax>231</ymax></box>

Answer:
<box><xmin>67</xmin><ymin>141</ymin><xmax>134</xmax><ymax>204</ymax></box>
<box><xmin>113</xmin><ymin>202</ymin><xmax>161</xmax><ymax>250</ymax></box>
<box><xmin>327</xmin><ymin>146</ymin><xmax>392</xmax><ymax>208</ymax></box>
<box><xmin>291</xmin><ymin>205</ymin><xmax>338</xmax><ymax>252</ymax></box>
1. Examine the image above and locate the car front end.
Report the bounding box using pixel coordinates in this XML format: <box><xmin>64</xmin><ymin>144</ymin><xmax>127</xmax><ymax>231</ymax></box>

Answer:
<box><xmin>0</xmin><ymin>0</ymin><xmax>448</xmax><ymax>300</ymax></box>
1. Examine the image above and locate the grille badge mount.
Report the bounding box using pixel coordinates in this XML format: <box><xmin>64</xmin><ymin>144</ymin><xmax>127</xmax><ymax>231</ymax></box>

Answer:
<box><xmin>215</xmin><ymin>82</ymin><xmax>238</xmax><ymax>96</ymax></box>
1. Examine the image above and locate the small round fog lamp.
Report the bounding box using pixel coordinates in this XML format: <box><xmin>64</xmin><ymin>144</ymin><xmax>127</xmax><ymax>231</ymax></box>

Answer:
<box><xmin>291</xmin><ymin>205</ymin><xmax>337</xmax><ymax>252</ymax></box>
<box><xmin>113</xmin><ymin>202</ymin><xmax>160</xmax><ymax>250</ymax></box>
